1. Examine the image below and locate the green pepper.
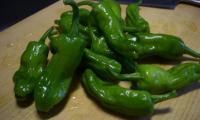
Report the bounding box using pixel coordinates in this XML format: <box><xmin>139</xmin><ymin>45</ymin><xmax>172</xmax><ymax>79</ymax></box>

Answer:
<box><xmin>82</xmin><ymin>69</ymin><xmax>177</xmax><ymax>116</ymax></box>
<box><xmin>34</xmin><ymin>0</ymin><xmax>86</xmax><ymax>112</ymax></box>
<box><xmin>13</xmin><ymin>27</ymin><xmax>53</xmax><ymax>100</ymax></box>
<box><xmin>101</xmin><ymin>0</ymin><xmax>121</xmax><ymax>20</ymax></box>
<box><xmin>55</xmin><ymin>8</ymin><xmax>97</xmax><ymax>36</ymax></box>
<box><xmin>133</xmin><ymin>63</ymin><xmax>200</xmax><ymax>94</ymax></box>
<box><xmin>132</xmin><ymin>33</ymin><xmax>200</xmax><ymax>59</ymax></box>
<box><xmin>102</xmin><ymin>0</ymin><xmax>141</xmax><ymax>31</ymax></box>
<box><xmin>78</xmin><ymin>1</ymin><xmax>139</xmax><ymax>60</ymax></box>
<box><xmin>55</xmin><ymin>10</ymin><xmax>72</xmax><ymax>33</ymax></box>
<box><xmin>88</xmin><ymin>21</ymin><xmax>137</xmax><ymax>73</ymax></box>
<box><xmin>125</xmin><ymin>2</ymin><xmax>150</xmax><ymax>33</ymax></box>
<box><xmin>55</xmin><ymin>8</ymin><xmax>89</xmax><ymax>32</ymax></box>
<box><xmin>88</xmin><ymin>21</ymin><xmax>115</xmax><ymax>58</ymax></box>
<box><xmin>101</xmin><ymin>0</ymin><xmax>125</xmax><ymax>25</ymax></box>
<box><xmin>84</xmin><ymin>48</ymin><xmax>142</xmax><ymax>81</ymax></box>
<box><xmin>84</xmin><ymin>48</ymin><xmax>121</xmax><ymax>80</ymax></box>
<box><xmin>54</xmin><ymin>6</ymin><xmax>97</xmax><ymax>49</ymax></box>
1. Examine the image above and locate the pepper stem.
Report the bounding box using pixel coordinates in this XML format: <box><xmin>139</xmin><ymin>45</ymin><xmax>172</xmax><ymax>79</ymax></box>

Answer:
<box><xmin>38</xmin><ymin>27</ymin><xmax>53</xmax><ymax>43</ymax></box>
<box><xmin>151</xmin><ymin>90</ymin><xmax>177</xmax><ymax>103</ymax></box>
<box><xmin>184</xmin><ymin>46</ymin><xmax>200</xmax><ymax>58</ymax></box>
<box><xmin>63</xmin><ymin>0</ymin><xmax>79</xmax><ymax>36</ymax></box>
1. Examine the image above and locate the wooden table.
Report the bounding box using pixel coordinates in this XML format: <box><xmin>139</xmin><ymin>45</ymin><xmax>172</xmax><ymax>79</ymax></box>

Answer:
<box><xmin>0</xmin><ymin>1</ymin><xmax>200</xmax><ymax>120</ymax></box>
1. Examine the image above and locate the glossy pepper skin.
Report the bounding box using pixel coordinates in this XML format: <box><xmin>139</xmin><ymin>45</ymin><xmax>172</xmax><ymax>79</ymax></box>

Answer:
<box><xmin>55</xmin><ymin>8</ymin><xmax>90</xmax><ymax>32</ymax></box>
<box><xmin>55</xmin><ymin>8</ymin><xmax>97</xmax><ymax>39</ymax></box>
<box><xmin>79</xmin><ymin>1</ymin><xmax>200</xmax><ymax>60</ymax></box>
<box><xmin>54</xmin><ymin>13</ymin><xmax>91</xmax><ymax>47</ymax></box>
<box><xmin>101</xmin><ymin>0</ymin><xmax>125</xmax><ymax>25</ymax></box>
<box><xmin>88</xmin><ymin>22</ymin><xmax>137</xmax><ymax>73</ymax></box>
<box><xmin>13</xmin><ymin>27</ymin><xmax>53</xmax><ymax>100</ymax></box>
<box><xmin>101</xmin><ymin>0</ymin><xmax>121</xmax><ymax>20</ymax></box>
<box><xmin>55</xmin><ymin>10</ymin><xmax>72</xmax><ymax>33</ymax></box>
<box><xmin>78</xmin><ymin>1</ymin><xmax>140</xmax><ymax>60</ymax></box>
<box><xmin>88</xmin><ymin>21</ymin><xmax>115</xmax><ymax>58</ymax></box>
<box><xmin>82</xmin><ymin>69</ymin><xmax>177</xmax><ymax>116</ymax></box>
<box><xmin>125</xmin><ymin>2</ymin><xmax>150</xmax><ymax>33</ymax></box>
<box><xmin>101</xmin><ymin>0</ymin><xmax>141</xmax><ymax>32</ymax></box>
<box><xmin>84</xmin><ymin>49</ymin><xmax>142</xmax><ymax>81</ymax></box>
<box><xmin>84</xmin><ymin>48</ymin><xmax>121</xmax><ymax>80</ymax></box>
<box><xmin>132</xmin><ymin>33</ymin><xmax>200</xmax><ymax>59</ymax></box>
<box><xmin>134</xmin><ymin>63</ymin><xmax>200</xmax><ymax>94</ymax></box>
<box><xmin>34</xmin><ymin>0</ymin><xmax>86</xmax><ymax>112</ymax></box>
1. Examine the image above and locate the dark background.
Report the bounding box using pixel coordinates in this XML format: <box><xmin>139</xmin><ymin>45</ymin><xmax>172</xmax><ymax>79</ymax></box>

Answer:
<box><xmin>0</xmin><ymin>0</ymin><xmax>58</xmax><ymax>31</ymax></box>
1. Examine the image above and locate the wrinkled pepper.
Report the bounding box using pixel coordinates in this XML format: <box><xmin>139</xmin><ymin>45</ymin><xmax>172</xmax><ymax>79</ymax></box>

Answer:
<box><xmin>88</xmin><ymin>21</ymin><xmax>137</xmax><ymax>73</ymax></box>
<box><xmin>88</xmin><ymin>21</ymin><xmax>115</xmax><ymax>58</ymax></box>
<box><xmin>82</xmin><ymin>69</ymin><xmax>177</xmax><ymax>116</ymax></box>
<box><xmin>84</xmin><ymin>48</ymin><xmax>121</xmax><ymax>80</ymax></box>
<box><xmin>125</xmin><ymin>2</ymin><xmax>150</xmax><ymax>33</ymax></box>
<box><xmin>84</xmin><ymin>49</ymin><xmax>142</xmax><ymax>81</ymax></box>
<box><xmin>13</xmin><ymin>27</ymin><xmax>53</xmax><ymax>100</ymax></box>
<box><xmin>34</xmin><ymin>0</ymin><xmax>86</xmax><ymax>112</ymax></box>
<box><xmin>77</xmin><ymin>0</ymin><xmax>142</xmax><ymax>60</ymax></box>
<box><xmin>134</xmin><ymin>62</ymin><xmax>200</xmax><ymax>94</ymax></box>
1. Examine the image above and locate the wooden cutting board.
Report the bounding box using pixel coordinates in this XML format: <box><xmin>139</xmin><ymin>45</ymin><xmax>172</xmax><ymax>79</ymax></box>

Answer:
<box><xmin>0</xmin><ymin>1</ymin><xmax>200</xmax><ymax>120</ymax></box>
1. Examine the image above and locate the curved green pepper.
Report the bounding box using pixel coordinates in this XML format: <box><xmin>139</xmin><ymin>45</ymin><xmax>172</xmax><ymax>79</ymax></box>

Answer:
<box><xmin>13</xmin><ymin>27</ymin><xmax>53</xmax><ymax>100</ymax></box>
<box><xmin>82</xmin><ymin>69</ymin><xmax>177</xmax><ymax>116</ymax></box>
<box><xmin>134</xmin><ymin>63</ymin><xmax>200</xmax><ymax>94</ymax></box>
<box><xmin>84</xmin><ymin>49</ymin><xmax>142</xmax><ymax>81</ymax></box>
<box><xmin>77</xmin><ymin>1</ymin><xmax>141</xmax><ymax>60</ymax></box>
<box><xmin>88</xmin><ymin>21</ymin><xmax>115</xmax><ymax>58</ymax></box>
<box><xmin>34</xmin><ymin>0</ymin><xmax>86</xmax><ymax>112</ymax></box>
<box><xmin>102</xmin><ymin>0</ymin><xmax>141</xmax><ymax>31</ymax></box>
<box><xmin>132</xmin><ymin>33</ymin><xmax>200</xmax><ymax>59</ymax></box>
<box><xmin>125</xmin><ymin>3</ymin><xmax>150</xmax><ymax>33</ymax></box>
<box><xmin>84</xmin><ymin>48</ymin><xmax>121</xmax><ymax>80</ymax></box>
<box><xmin>88</xmin><ymin>21</ymin><xmax>137</xmax><ymax>73</ymax></box>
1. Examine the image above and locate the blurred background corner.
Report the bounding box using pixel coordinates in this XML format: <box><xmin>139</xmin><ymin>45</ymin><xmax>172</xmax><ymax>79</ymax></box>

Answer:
<box><xmin>0</xmin><ymin>0</ymin><xmax>58</xmax><ymax>31</ymax></box>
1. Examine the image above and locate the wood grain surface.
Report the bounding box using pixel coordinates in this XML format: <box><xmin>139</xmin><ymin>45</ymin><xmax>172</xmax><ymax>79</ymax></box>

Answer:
<box><xmin>0</xmin><ymin>1</ymin><xmax>200</xmax><ymax>120</ymax></box>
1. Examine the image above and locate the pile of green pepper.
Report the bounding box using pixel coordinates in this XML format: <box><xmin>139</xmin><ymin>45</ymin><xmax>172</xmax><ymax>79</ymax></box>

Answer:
<box><xmin>13</xmin><ymin>0</ymin><xmax>200</xmax><ymax>117</ymax></box>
